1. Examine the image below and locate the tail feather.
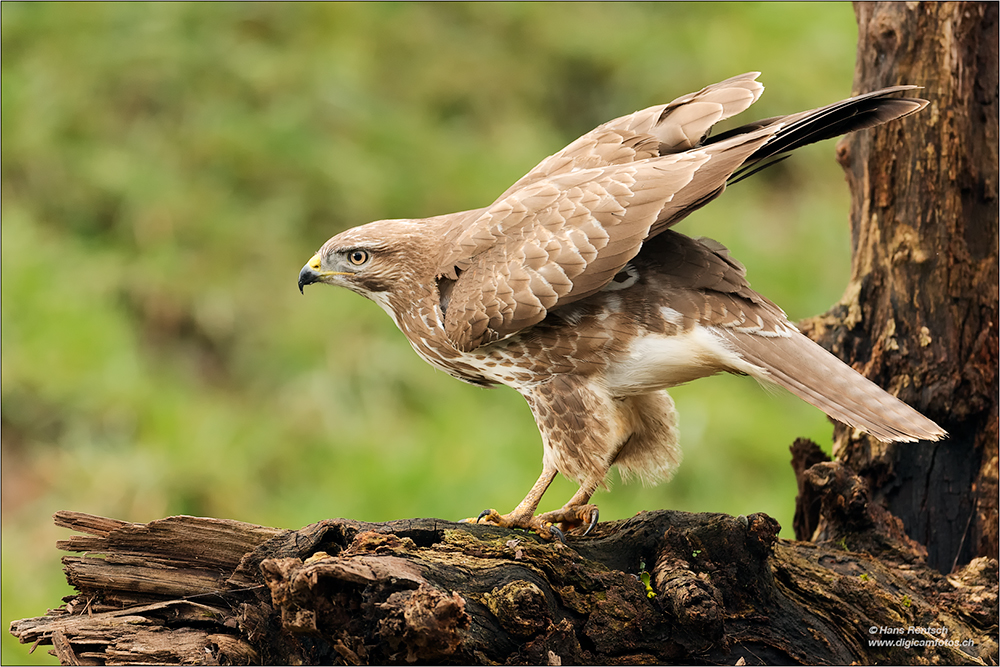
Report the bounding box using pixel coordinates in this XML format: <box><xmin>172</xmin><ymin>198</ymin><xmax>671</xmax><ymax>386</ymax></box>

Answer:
<box><xmin>718</xmin><ymin>329</ymin><xmax>946</xmax><ymax>443</ymax></box>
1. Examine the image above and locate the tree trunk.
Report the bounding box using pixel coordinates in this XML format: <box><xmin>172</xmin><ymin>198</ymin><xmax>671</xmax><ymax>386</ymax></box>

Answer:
<box><xmin>797</xmin><ymin>1</ymin><xmax>999</xmax><ymax>574</ymax></box>
<box><xmin>8</xmin><ymin>499</ymin><xmax>998</xmax><ymax>666</ymax></box>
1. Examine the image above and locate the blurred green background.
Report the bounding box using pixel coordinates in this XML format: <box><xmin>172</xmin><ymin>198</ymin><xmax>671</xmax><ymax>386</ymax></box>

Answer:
<box><xmin>2</xmin><ymin>3</ymin><xmax>859</xmax><ymax>663</ymax></box>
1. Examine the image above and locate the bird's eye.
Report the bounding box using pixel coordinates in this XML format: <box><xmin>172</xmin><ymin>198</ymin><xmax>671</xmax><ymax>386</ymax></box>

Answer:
<box><xmin>347</xmin><ymin>250</ymin><xmax>370</xmax><ymax>266</ymax></box>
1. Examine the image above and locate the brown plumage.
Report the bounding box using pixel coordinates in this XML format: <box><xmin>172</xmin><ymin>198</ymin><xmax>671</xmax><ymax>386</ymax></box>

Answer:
<box><xmin>298</xmin><ymin>73</ymin><xmax>945</xmax><ymax>539</ymax></box>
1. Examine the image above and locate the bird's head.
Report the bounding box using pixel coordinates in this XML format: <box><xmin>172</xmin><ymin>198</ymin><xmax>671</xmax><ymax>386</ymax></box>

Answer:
<box><xmin>297</xmin><ymin>218</ymin><xmax>434</xmax><ymax>300</ymax></box>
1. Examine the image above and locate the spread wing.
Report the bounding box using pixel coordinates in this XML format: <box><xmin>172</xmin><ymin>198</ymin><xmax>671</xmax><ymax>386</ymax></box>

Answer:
<box><xmin>436</xmin><ymin>74</ymin><xmax>926</xmax><ymax>352</ymax></box>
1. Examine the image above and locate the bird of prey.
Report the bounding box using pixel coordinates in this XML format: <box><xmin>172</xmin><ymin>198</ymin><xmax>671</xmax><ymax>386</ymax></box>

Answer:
<box><xmin>298</xmin><ymin>72</ymin><xmax>945</xmax><ymax>540</ymax></box>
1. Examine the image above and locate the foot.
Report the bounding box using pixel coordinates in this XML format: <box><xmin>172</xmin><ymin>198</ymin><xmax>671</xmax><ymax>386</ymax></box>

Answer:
<box><xmin>537</xmin><ymin>504</ymin><xmax>600</xmax><ymax>537</ymax></box>
<box><xmin>464</xmin><ymin>504</ymin><xmax>599</xmax><ymax>542</ymax></box>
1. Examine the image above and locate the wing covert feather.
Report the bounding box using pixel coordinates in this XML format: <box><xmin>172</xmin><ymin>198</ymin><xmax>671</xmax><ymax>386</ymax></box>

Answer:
<box><xmin>441</xmin><ymin>152</ymin><xmax>717</xmax><ymax>351</ymax></box>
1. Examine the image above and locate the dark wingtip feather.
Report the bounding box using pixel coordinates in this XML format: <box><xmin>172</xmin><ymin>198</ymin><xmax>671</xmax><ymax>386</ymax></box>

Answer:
<box><xmin>721</xmin><ymin>87</ymin><xmax>928</xmax><ymax>183</ymax></box>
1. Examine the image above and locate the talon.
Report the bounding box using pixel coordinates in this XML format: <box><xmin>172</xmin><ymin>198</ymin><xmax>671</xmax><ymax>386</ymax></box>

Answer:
<box><xmin>461</xmin><ymin>495</ymin><xmax>597</xmax><ymax>542</ymax></box>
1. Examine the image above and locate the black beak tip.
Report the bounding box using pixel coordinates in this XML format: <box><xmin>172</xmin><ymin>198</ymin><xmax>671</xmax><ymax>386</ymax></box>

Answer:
<box><xmin>298</xmin><ymin>266</ymin><xmax>317</xmax><ymax>294</ymax></box>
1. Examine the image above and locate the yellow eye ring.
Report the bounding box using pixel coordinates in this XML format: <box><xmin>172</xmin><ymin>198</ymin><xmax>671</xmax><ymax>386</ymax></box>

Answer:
<box><xmin>347</xmin><ymin>250</ymin><xmax>370</xmax><ymax>266</ymax></box>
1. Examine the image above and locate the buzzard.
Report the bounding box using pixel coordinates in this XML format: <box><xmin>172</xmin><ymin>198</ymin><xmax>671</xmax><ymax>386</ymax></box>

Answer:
<box><xmin>298</xmin><ymin>73</ymin><xmax>944</xmax><ymax>540</ymax></box>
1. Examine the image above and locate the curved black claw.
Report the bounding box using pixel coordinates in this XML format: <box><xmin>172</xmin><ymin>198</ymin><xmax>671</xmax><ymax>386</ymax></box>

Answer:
<box><xmin>582</xmin><ymin>507</ymin><xmax>600</xmax><ymax>536</ymax></box>
<box><xmin>549</xmin><ymin>525</ymin><xmax>568</xmax><ymax>545</ymax></box>
<box><xmin>476</xmin><ymin>509</ymin><xmax>493</xmax><ymax>523</ymax></box>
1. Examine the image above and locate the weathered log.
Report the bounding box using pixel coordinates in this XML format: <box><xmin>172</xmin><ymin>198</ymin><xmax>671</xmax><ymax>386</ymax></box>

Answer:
<box><xmin>10</xmin><ymin>469</ymin><xmax>998</xmax><ymax>666</ymax></box>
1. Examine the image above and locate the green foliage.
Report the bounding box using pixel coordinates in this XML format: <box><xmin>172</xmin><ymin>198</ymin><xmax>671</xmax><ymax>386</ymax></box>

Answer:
<box><xmin>2</xmin><ymin>4</ymin><xmax>857</xmax><ymax>663</ymax></box>
<box><xmin>640</xmin><ymin>570</ymin><xmax>656</xmax><ymax>600</ymax></box>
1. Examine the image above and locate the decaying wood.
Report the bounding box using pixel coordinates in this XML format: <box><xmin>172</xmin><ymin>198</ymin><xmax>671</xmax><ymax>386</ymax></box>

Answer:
<box><xmin>798</xmin><ymin>1</ymin><xmax>999</xmax><ymax>573</ymax></box>
<box><xmin>10</xmin><ymin>472</ymin><xmax>998</xmax><ymax>666</ymax></box>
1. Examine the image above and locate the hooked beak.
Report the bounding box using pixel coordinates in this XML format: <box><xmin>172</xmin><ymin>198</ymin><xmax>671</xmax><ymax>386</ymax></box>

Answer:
<box><xmin>298</xmin><ymin>253</ymin><xmax>326</xmax><ymax>294</ymax></box>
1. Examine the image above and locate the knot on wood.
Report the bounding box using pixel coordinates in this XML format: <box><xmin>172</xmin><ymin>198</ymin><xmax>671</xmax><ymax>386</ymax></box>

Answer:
<box><xmin>803</xmin><ymin>461</ymin><xmax>873</xmax><ymax>532</ymax></box>
<box><xmin>483</xmin><ymin>580</ymin><xmax>551</xmax><ymax>637</ymax></box>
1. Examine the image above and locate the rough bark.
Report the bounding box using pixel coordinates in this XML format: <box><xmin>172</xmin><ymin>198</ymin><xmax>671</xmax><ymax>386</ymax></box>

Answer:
<box><xmin>797</xmin><ymin>1</ymin><xmax>999</xmax><ymax>573</ymax></box>
<box><xmin>9</xmin><ymin>487</ymin><xmax>998</xmax><ymax>666</ymax></box>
